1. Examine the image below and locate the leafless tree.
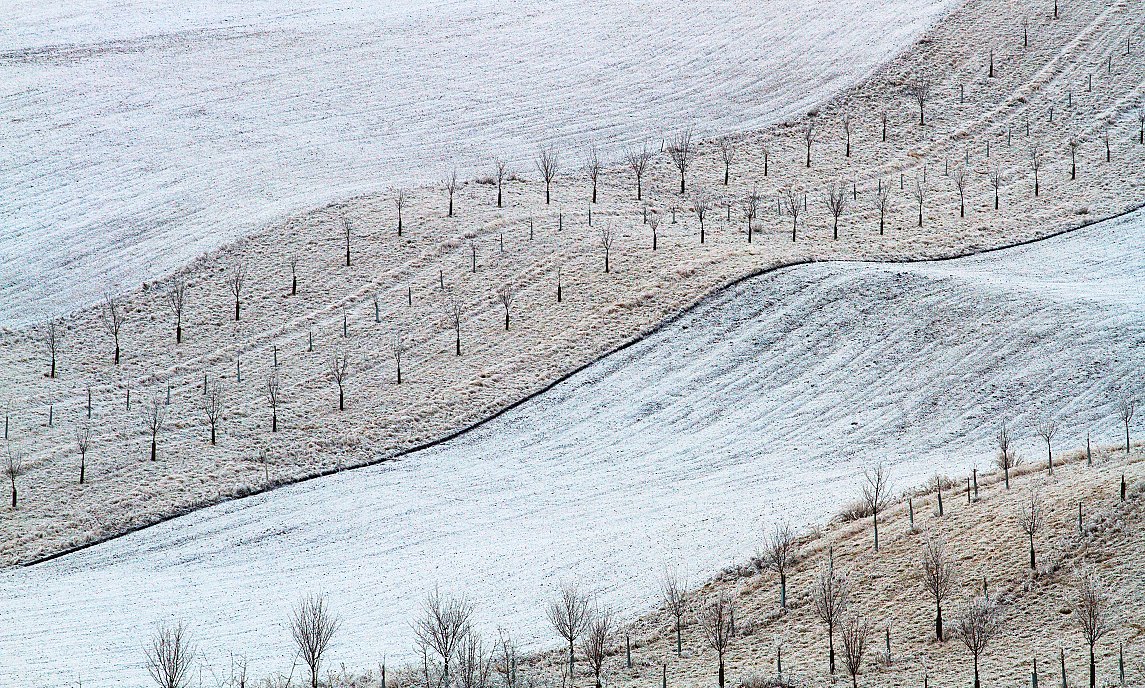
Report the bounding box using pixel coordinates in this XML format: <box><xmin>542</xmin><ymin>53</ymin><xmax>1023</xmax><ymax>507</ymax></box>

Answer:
<box><xmin>395</xmin><ymin>189</ymin><xmax>408</xmax><ymax>235</ymax></box>
<box><xmin>266</xmin><ymin>372</ymin><xmax>281</xmax><ymax>432</ymax></box>
<box><xmin>988</xmin><ymin>165</ymin><xmax>1004</xmax><ymax>210</ymax></box>
<box><xmin>880</xmin><ymin>111</ymin><xmax>889</xmax><ymax>142</ymax></box>
<box><xmin>693</xmin><ymin>191</ymin><xmax>710</xmax><ymax>243</ymax></box>
<box><xmin>1018</xmin><ymin>490</ymin><xmax>1045</xmax><ymax>571</ymax></box>
<box><xmin>919</xmin><ymin>535</ymin><xmax>956</xmax><ymax>641</ymax></box>
<box><xmin>757</xmin><ymin>522</ymin><xmax>797</xmax><ymax>610</ymax></box>
<box><xmin>649</xmin><ymin>212</ymin><xmax>660</xmax><ymax>251</ymax></box>
<box><xmin>1072</xmin><ymin>568</ymin><xmax>1112</xmax><ymax>688</ymax></box>
<box><xmin>547</xmin><ymin>583</ymin><xmax>593</xmax><ymax>683</ymax></box>
<box><xmin>145</xmin><ymin>621</ymin><xmax>196</xmax><ymax>688</ymax></box>
<box><xmin>497</xmin><ymin>284</ymin><xmax>515</xmax><ymax>331</ymax></box>
<box><xmin>1137</xmin><ymin>106</ymin><xmax>1145</xmax><ymax>144</ymax></box>
<box><xmin>292</xmin><ymin>593</ymin><xmax>341</xmax><ymax>688</ymax></box>
<box><xmin>907</xmin><ymin>78</ymin><xmax>931</xmax><ymax>125</ymax></box>
<box><xmin>4</xmin><ymin>442</ymin><xmax>24</xmax><ymax>508</ymax></box>
<box><xmin>668</xmin><ymin>128</ymin><xmax>693</xmax><ymax>193</ymax></box>
<box><xmin>912</xmin><ymin>176</ymin><xmax>927</xmax><ymax>227</ymax></box>
<box><xmin>415</xmin><ymin>588</ymin><xmax>474</xmax><ymax>688</ymax></box>
<box><xmin>873</xmin><ymin>185</ymin><xmax>891</xmax><ymax>235</ymax></box>
<box><xmin>761</xmin><ymin>144</ymin><xmax>771</xmax><ymax>176</ymax></box>
<box><xmin>391</xmin><ymin>329</ymin><xmax>409</xmax><ymax>385</ymax></box>
<box><xmin>584</xmin><ymin>146</ymin><xmax>602</xmax><ymax>203</ymax></box>
<box><xmin>43</xmin><ymin>320</ymin><xmax>62</xmax><ymax>378</ymax></box>
<box><xmin>1118</xmin><ymin>396</ymin><xmax>1135</xmax><ymax>453</ymax></box>
<box><xmin>804</xmin><ymin>121</ymin><xmax>815</xmax><ymax>167</ymax></box>
<box><xmin>1068</xmin><ymin>136</ymin><xmax>1081</xmax><ymax>179</ymax></box>
<box><xmin>75</xmin><ymin>422</ymin><xmax>91</xmax><ymax>485</ymax></box>
<box><xmin>494</xmin><ymin>629</ymin><xmax>520</xmax><ymax>688</ymax></box>
<box><xmin>288</xmin><ymin>255</ymin><xmax>299</xmax><ymax>295</ymax></box>
<box><xmin>329</xmin><ymin>352</ymin><xmax>350</xmax><ymax>411</ymax></box>
<box><xmin>952</xmin><ymin>166</ymin><xmax>968</xmax><ymax>217</ymax></box>
<box><xmin>996</xmin><ymin>419</ymin><xmax>1020</xmax><ymax>488</ymax></box>
<box><xmin>743</xmin><ymin>188</ymin><xmax>760</xmax><ymax>243</ymax></box>
<box><xmin>699</xmin><ymin>593</ymin><xmax>734</xmax><ymax>688</ymax></box>
<box><xmin>1022</xmin><ymin>15</ymin><xmax>1030</xmax><ymax>47</ymax></box>
<box><xmin>841</xmin><ymin>614</ymin><xmax>870</xmax><ymax>688</ymax></box>
<box><xmin>1036</xmin><ymin>417</ymin><xmax>1058</xmax><ymax>473</ymax></box>
<box><xmin>456</xmin><ymin>630</ymin><xmax>495</xmax><ymax>688</ymax></box>
<box><xmin>581</xmin><ymin>609</ymin><xmax>612</xmax><ymax>688</ymax></box>
<box><xmin>842</xmin><ymin>113</ymin><xmax>853</xmax><ymax>157</ymax></box>
<box><xmin>536</xmin><ymin>144</ymin><xmax>560</xmax><ymax>204</ymax></box>
<box><xmin>445</xmin><ymin>170</ymin><xmax>460</xmax><ymax>217</ymax></box>
<box><xmin>599</xmin><ymin>224</ymin><xmax>615</xmax><ymax>273</ymax></box>
<box><xmin>199</xmin><ymin>380</ymin><xmax>223</xmax><ymax>445</ymax></box>
<box><xmin>445</xmin><ymin>297</ymin><xmax>463</xmax><ymax>356</ymax></box>
<box><xmin>813</xmin><ymin>565</ymin><xmax>850</xmax><ymax>674</ymax></box>
<box><xmin>957</xmin><ymin>597</ymin><xmax>1001</xmax><ymax>688</ymax></box>
<box><xmin>493</xmin><ymin>159</ymin><xmax>509</xmax><ymax>208</ymax></box>
<box><xmin>163</xmin><ymin>275</ymin><xmax>188</xmax><ymax>344</ymax></box>
<box><xmin>661</xmin><ymin>566</ymin><xmax>689</xmax><ymax>656</ymax></box>
<box><xmin>626</xmin><ymin>144</ymin><xmax>651</xmax><ymax>201</ymax></box>
<box><xmin>1030</xmin><ymin>144</ymin><xmax>1042</xmax><ymax>196</ymax></box>
<box><xmin>862</xmin><ymin>463</ymin><xmax>891</xmax><ymax>551</ymax></box>
<box><xmin>825</xmin><ymin>182</ymin><xmax>847</xmax><ymax>240</ymax></box>
<box><xmin>101</xmin><ymin>292</ymin><xmax>125</xmax><ymax>365</ymax></box>
<box><xmin>229</xmin><ymin>262</ymin><xmax>246</xmax><ymax>322</ymax></box>
<box><xmin>1102</xmin><ymin>126</ymin><xmax>1111</xmax><ymax>162</ymax></box>
<box><xmin>783</xmin><ymin>187</ymin><xmax>802</xmax><ymax>241</ymax></box>
<box><xmin>717</xmin><ymin>136</ymin><xmax>735</xmax><ymax>185</ymax></box>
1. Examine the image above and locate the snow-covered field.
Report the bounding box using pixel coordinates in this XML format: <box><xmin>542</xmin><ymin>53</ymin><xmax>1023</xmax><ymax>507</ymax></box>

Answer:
<box><xmin>3</xmin><ymin>207</ymin><xmax>1141</xmax><ymax>687</ymax></box>
<box><xmin>0</xmin><ymin>0</ymin><xmax>958</xmax><ymax>325</ymax></box>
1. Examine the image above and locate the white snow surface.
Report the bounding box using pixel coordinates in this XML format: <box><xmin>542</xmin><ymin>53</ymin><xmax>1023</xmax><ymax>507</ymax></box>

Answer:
<box><xmin>0</xmin><ymin>0</ymin><xmax>956</xmax><ymax>326</ymax></box>
<box><xmin>3</xmin><ymin>209</ymin><xmax>1143</xmax><ymax>686</ymax></box>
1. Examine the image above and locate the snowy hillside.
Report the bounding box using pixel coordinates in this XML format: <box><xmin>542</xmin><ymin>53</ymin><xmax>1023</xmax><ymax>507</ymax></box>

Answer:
<box><xmin>3</xmin><ymin>208</ymin><xmax>1141</xmax><ymax>687</ymax></box>
<box><xmin>0</xmin><ymin>0</ymin><xmax>955</xmax><ymax>325</ymax></box>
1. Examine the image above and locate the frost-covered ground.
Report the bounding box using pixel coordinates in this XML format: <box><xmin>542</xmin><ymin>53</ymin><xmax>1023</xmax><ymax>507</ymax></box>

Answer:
<box><xmin>3</xmin><ymin>208</ymin><xmax>1142</xmax><ymax>687</ymax></box>
<box><xmin>0</xmin><ymin>0</ymin><xmax>958</xmax><ymax>325</ymax></box>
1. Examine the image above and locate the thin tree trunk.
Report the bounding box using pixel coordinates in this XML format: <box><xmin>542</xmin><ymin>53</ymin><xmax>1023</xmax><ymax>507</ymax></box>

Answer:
<box><xmin>936</xmin><ymin>600</ymin><xmax>943</xmax><ymax>641</ymax></box>
<box><xmin>151</xmin><ymin>438</ymin><xmax>157</xmax><ymax>462</ymax></box>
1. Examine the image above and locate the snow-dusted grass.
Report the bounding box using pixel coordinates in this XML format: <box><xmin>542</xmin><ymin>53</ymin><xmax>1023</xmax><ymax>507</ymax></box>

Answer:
<box><xmin>2</xmin><ymin>205</ymin><xmax>1142</xmax><ymax>687</ymax></box>
<box><xmin>0</xmin><ymin>0</ymin><xmax>956</xmax><ymax>325</ymax></box>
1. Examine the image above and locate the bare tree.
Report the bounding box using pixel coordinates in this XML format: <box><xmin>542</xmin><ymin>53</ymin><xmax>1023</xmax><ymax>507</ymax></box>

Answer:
<box><xmin>1118</xmin><ymin>396</ymin><xmax>1135</xmax><ymax>453</ymax></box>
<box><xmin>1073</xmin><ymin>569</ymin><xmax>1112</xmax><ymax>688</ymax></box>
<box><xmin>599</xmin><ymin>225</ymin><xmax>615</xmax><ymax>273</ymax></box>
<box><xmin>289</xmin><ymin>255</ymin><xmax>300</xmax><ymax>296</ymax></box>
<box><xmin>415</xmin><ymin>588</ymin><xmax>474</xmax><ymax>688</ymax></box>
<box><xmin>1138</xmin><ymin>106</ymin><xmax>1145</xmax><ymax>145</ymax></box>
<box><xmin>717</xmin><ymin>136</ymin><xmax>735</xmax><ymax>185</ymax></box>
<box><xmin>456</xmin><ymin>630</ymin><xmax>494</xmax><ymax>688</ymax></box>
<box><xmin>162</xmin><ymin>275</ymin><xmax>189</xmax><ymax>345</ymax></box>
<box><xmin>699</xmin><ymin>594</ymin><xmax>734</xmax><ymax>688</ymax></box>
<box><xmin>919</xmin><ymin>535</ymin><xmax>956</xmax><ymax>641</ymax></box>
<box><xmin>1036</xmin><ymin>417</ymin><xmax>1058</xmax><ymax>473</ymax></box>
<box><xmin>200</xmin><ymin>380</ymin><xmax>223</xmax><ymax>445</ymax></box>
<box><xmin>494</xmin><ymin>629</ymin><xmax>520</xmax><ymax>688</ymax></box>
<box><xmin>1068</xmin><ymin>136</ymin><xmax>1081</xmax><ymax>179</ymax></box>
<box><xmin>292</xmin><ymin>593</ymin><xmax>341</xmax><ymax>688</ymax></box>
<box><xmin>841</xmin><ymin>615</ymin><xmax>871</xmax><ymax>688</ymax></box>
<box><xmin>988</xmin><ymin>165</ymin><xmax>1004</xmax><ymax>210</ymax></box>
<box><xmin>668</xmin><ymin>128</ymin><xmax>693</xmax><ymax>193</ymax></box>
<box><xmin>391</xmin><ymin>329</ymin><xmax>409</xmax><ymax>384</ymax></box>
<box><xmin>395</xmin><ymin>189</ymin><xmax>408</xmax><ymax>236</ymax></box>
<box><xmin>229</xmin><ymin>263</ymin><xmax>246</xmax><ymax>322</ymax></box>
<box><xmin>101</xmin><ymin>293</ymin><xmax>125</xmax><ymax>365</ymax></box>
<box><xmin>497</xmin><ymin>284</ymin><xmax>515</xmax><ymax>331</ymax></box>
<box><xmin>445</xmin><ymin>170</ymin><xmax>460</xmax><ymax>217</ymax></box>
<box><xmin>911</xmin><ymin>174</ymin><xmax>929</xmax><ymax>225</ymax></box>
<box><xmin>783</xmin><ymin>187</ymin><xmax>802</xmax><ymax>241</ymax></box>
<box><xmin>547</xmin><ymin>583</ymin><xmax>593</xmax><ymax>683</ymax></box>
<box><xmin>825</xmin><ymin>182</ymin><xmax>847</xmax><ymax>240</ymax></box>
<box><xmin>4</xmin><ymin>442</ymin><xmax>24</xmax><ymax>508</ymax></box>
<box><xmin>445</xmin><ymin>297</ymin><xmax>463</xmax><ymax>355</ymax></box>
<box><xmin>329</xmin><ymin>352</ymin><xmax>350</xmax><ymax>411</ymax></box>
<box><xmin>649</xmin><ymin>212</ymin><xmax>660</xmax><ymax>251</ymax></box>
<box><xmin>804</xmin><ymin>121</ymin><xmax>815</xmax><ymax>167</ymax></box>
<box><xmin>145</xmin><ymin>621</ymin><xmax>196</xmax><ymax>688</ymax></box>
<box><xmin>142</xmin><ymin>397</ymin><xmax>166</xmax><ymax>462</ymax></box>
<box><xmin>266</xmin><ymin>372</ymin><xmax>281</xmax><ymax>432</ymax></box>
<box><xmin>758</xmin><ymin>522</ymin><xmax>796</xmax><ymax>610</ymax></box>
<box><xmin>957</xmin><ymin>597</ymin><xmax>1001</xmax><ymax>688</ymax></box>
<box><xmin>880</xmin><ymin>111</ymin><xmax>889</xmax><ymax>142</ymax></box>
<box><xmin>743</xmin><ymin>188</ymin><xmax>760</xmax><ymax>243</ymax></box>
<box><xmin>873</xmin><ymin>185</ymin><xmax>891</xmax><ymax>235</ymax></box>
<box><xmin>1030</xmin><ymin>144</ymin><xmax>1042</xmax><ymax>196</ymax></box>
<box><xmin>625</xmin><ymin>144</ymin><xmax>651</xmax><ymax>201</ymax></box>
<box><xmin>693</xmin><ymin>191</ymin><xmax>710</xmax><ymax>243</ymax></box>
<box><xmin>1018</xmin><ymin>491</ymin><xmax>1044</xmax><ymax>571</ymax></box>
<box><xmin>1102</xmin><ymin>126</ymin><xmax>1111</xmax><ymax>162</ymax></box>
<box><xmin>842</xmin><ymin>113</ymin><xmax>853</xmax><ymax>158</ymax></box>
<box><xmin>536</xmin><ymin>145</ymin><xmax>560</xmax><ymax>204</ymax></box>
<box><xmin>76</xmin><ymin>422</ymin><xmax>91</xmax><ymax>485</ymax></box>
<box><xmin>862</xmin><ymin>463</ymin><xmax>891</xmax><ymax>551</ymax></box>
<box><xmin>813</xmin><ymin>565</ymin><xmax>850</xmax><ymax>674</ymax></box>
<box><xmin>996</xmin><ymin>419</ymin><xmax>1019</xmax><ymax>488</ymax></box>
<box><xmin>581</xmin><ymin>609</ymin><xmax>612</xmax><ymax>688</ymax></box>
<box><xmin>584</xmin><ymin>146</ymin><xmax>602</xmax><ymax>203</ymax></box>
<box><xmin>952</xmin><ymin>165</ymin><xmax>968</xmax><ymax>217</ymax></box>
<box><xmin>494</xmin><ymin>159</ymin><xmax>509</xmax><ymax>208</ymax></box>
<box><xmin>907</xmin><ymin>78</ymin><xmax>931</xmax><ymax>125</ymax></box>
<box><xmin>661</xmin><ymin>566</ymin><xmax>689</xmax><ymax>656</ymax></box>
<box><xmin>762</xmin><ymin>144</ymin><xmax>771</xmax><ymax>176</ymax></box>
<box><xmin>43</xmin><ymin>320</ymin><xmax>63</xmax><ymax>378</ymax></box>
